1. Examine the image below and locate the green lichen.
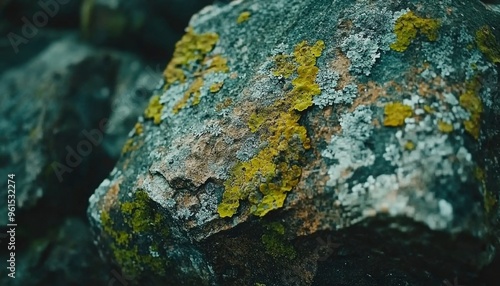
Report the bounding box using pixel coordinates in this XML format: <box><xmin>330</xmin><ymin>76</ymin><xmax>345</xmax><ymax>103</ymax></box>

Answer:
<box><xmin>100</xmin><ymin>189</ymin><xmax>169</xmax><ymax>278</ymax></box>
<box><xmin>111</xmin><ymin>246</ymin><xmax>166</xmax><ymax>279</ymax></box>
<box><xmin>261</xmin><ymin>222</ymin><xmax>296</xmax><ymax>260</ymax></box>
<box><xmin>144</xmin><ymin>95</ymin><xmax>163</xmax><ymax>124</ymax></box>
<box><xmin>217</xmin><ymin>40</ymin><xmax>324</xmax><ymax>218</ymax></box>
<box><xmin>475</xmin><ymin>25</ymin><xmax>500</xmax><ymax>64</ymax></box>
<box><xmin>383</xmin><ymin>102</ymin><xmax>413</xmax><ymax>127</ymax></box>
<box><xmin>237</xmin><ymin>11</ymin><xmax>251</xmax><ymax>24</ymax></box>
<box><xmin>459</xmin><ymin>78</ymin><xmax>483</xmax><ymax>140</ymax></box>
<box><xmin>423</xmin><ymin>105</ymin><xmax>434</xmax><ymax>113</ymax></box>
<box><xmin>390</xmin><ymin>11</ymin><xmax>440</xmax><ymax>52</ymax></box>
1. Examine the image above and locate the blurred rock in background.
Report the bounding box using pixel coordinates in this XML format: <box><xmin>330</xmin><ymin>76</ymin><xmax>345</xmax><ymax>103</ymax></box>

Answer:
<box><xmin>79</xmin><ymin>0</ymin><xmax>213</xmax><ymax>61</ymax></box>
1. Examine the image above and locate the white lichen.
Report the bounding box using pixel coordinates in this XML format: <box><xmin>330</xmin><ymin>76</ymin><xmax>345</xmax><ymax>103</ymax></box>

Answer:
<box><xmin>323</xmin><ymin>105</ymin><xmax>375</xmax><ymax>186</ymax></box>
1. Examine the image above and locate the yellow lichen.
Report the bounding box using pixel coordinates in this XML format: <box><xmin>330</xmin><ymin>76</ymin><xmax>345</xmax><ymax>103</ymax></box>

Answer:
<box><xmin>121</xmin><ymin>138</ymin><xmax>138</xmax><ymax>154</ymax></box>
<box><xmin>144</xmin><ymin>95</ymin><xmax>163</xmax><ymax>124</ymax></box>
<box><xmin>404</xmin><ymin>141</ymin><xmax>415</xmax><ymax>150</ymax></box>
<box><xmin>272</xmin><ymin>54</ymin><xmax>296</xmax><ymax>79</ymax></box>
<box><xmin>437</xmin><ymin>120</ymin><xmax>454</xmax><ymax>133</ymax></box>
<box><xmin>390</xmin><ymin>11</ymin><xmax>440</xmax><ymax>52</ymax></box>
<box><xmin>204</xmin><ymin>55</ymin><xmax>229</xmax><ymax>74</ymax></box>
<box><xmin>475</xmin><ymin>25</ymin><xmax>500</xmax><ymax>64</ymax></box>
<box><xmin>163</xmin><ymin>27</ymin><xmax>219</xmax><ymax>85</ymax></box>
<box><xmin>383</xmin><ymin>102</ymin><xmax>413</xmax><ymax>127</ymax></box>
<box><xmin>218</xmin><ymin>40</ymin><xmax>324</xmax><ymax>218</ymax></box>
<box><xmin>459</xmin><ymin>79</ymin><xmax>483</xmax><ymax>139</ymax></box>
<box><xmin>423</xmin><ymin>105</ymin><xmax>434</xmax><ymax>113</ymax></box>
<box><xmin>290</xmin><ymin>40</ymin><xmax>325</xmax><ymax>111</ymax></box>
<box><xmin>210</xmin><ymin>82</ymin><xmax>224</xmax><ymax>93</ymax></box>
<box><xmin>474</xmin><ymin>167</ymin><xmax>497</xmax><ymax>214</ymax></box>
<box><xmin>162</xmin><ymin>28</ymin><xmax>229</xmax><ymax>114</ymax></box>
<box><xmin>237</xmin><ymin>11</ymin><xmax>251</xmax><ymax>24</ymax></box>
<box><xmin>172</xmin><ymin>77</ymin><xmax>204</xmax><ymax>114</ymax></box>
<box><xmin>134</xmin><ymin>123</ymin><xmax>143</xmax><ymax>135</ymax></box>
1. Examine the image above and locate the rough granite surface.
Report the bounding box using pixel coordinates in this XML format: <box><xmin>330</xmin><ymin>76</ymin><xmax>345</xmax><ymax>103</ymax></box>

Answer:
<box><xmin>88</xmin><ymin>0</ymin><xmax>500</xmax><ymax>285</ymax></box>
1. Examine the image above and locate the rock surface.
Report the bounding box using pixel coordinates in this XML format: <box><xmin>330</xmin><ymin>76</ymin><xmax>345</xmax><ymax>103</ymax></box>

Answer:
<box><xmin>88</xmin><ymin>0</ymin><xmax>500</xmax><ymax>285</ymax></box>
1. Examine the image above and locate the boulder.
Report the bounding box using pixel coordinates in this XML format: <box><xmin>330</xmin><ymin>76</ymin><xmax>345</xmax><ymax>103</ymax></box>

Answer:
<box><xmin>88</xmin><ymin>0</ymin><xmax>500</xmax><ymax>285</ymax></box>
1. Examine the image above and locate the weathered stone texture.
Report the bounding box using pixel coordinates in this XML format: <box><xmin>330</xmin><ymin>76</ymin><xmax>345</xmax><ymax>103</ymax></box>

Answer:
<box><xmin>89</xmin><ymin>0</ymin><xmax>500</xmax><ymax>285</ymax></box>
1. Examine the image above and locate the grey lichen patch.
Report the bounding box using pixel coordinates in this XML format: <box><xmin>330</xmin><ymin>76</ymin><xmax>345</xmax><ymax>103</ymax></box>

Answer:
<box><xmin>351</xmin><ymin>6</ymin><xmax>397</xmax><ymax>51</ymax></box>
<box><xmin>341</xmin><ymin>32</ymin><xmax>380</xmax><ymax>76</ymax></box>
<box><xmin>236</xmin><ymin>136</ymin><xmax>261</xmax><ymax>161</ymax></box>
<box><xmin>313</xmin><ymin>69</ymin><xmax>359</xmax><ymax>108</ymax></box>
<box><xmin>322</xmin><ymin>105</ymin><xmax>375</xmax><ymax>187</ymax></box>
<box><xmin>421</xmin><ymin>25</ymin><xmax>495</xmax><ymax>82</ymax></box>
<box><xmin>337</xmin><ymin>3</ymin><xmax>400</xmax><ymax>78</ymax></box>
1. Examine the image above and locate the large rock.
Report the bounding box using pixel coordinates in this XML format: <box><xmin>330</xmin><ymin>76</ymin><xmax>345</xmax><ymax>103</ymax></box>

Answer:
<box><xmin>88</xmin><ymin>0</ymin><xmax>500</xmax><ymax>285</ymax></box>
<box><xmin>0</xmin><ymin>32</ymin><xmax>163</xmax><ymax>285</ymax></box>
